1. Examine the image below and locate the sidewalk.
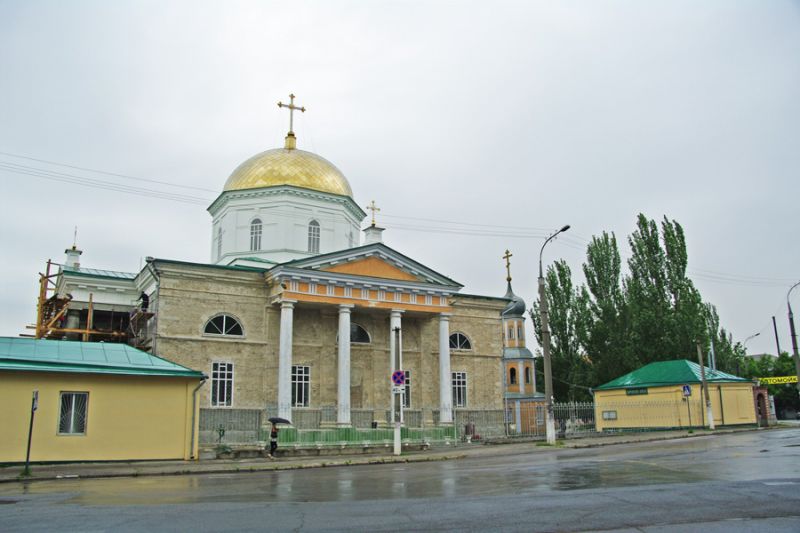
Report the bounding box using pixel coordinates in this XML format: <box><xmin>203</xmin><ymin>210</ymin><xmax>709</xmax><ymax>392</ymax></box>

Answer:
<box><xmin>0</xmin><ymin>426</ymin><xmax>772</xmax><ymax>484</ymax></box>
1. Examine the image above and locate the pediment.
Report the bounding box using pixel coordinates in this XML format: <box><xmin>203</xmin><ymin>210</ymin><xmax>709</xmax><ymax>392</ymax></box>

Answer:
<box><xmin>278</xmin><ymin>243</ymin><xmax>462</xmax><ymax>288</ymax></box>
<box><xmin>321</xmin><ymin>256</ymin><xmax>422</xmax><ymax>282</ymax></box>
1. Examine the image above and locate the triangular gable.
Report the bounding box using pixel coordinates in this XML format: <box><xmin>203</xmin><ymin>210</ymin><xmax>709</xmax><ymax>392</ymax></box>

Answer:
<box><xmin>322</xmin><ymin>256</ymin><xmax>423</xmax><ymax>282</ymax></box>
<box><xmin>278</xmin><ymin>243</ymin><xmax>463</xmax><ymax>288</ymax></box>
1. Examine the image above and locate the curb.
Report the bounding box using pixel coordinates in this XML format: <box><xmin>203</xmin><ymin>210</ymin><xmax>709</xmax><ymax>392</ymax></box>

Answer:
<box><xmin>1</xmin><ymin>426</ymin><xmax>777</xmax><ymax>484</ymax></box>
<box><xmin>1</xmin><ymin>452</ymin><xmax>468</xmax><ymax>484</ymax></box>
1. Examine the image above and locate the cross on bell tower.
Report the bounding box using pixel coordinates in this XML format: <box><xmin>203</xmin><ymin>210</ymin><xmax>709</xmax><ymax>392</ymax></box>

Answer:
<box><xmin>278</xmin><ymin>93</ymin><xmax>306</xmax><ymax>149</ymax></box>
<box><xmin>503</xmin><ymin>250</ymin><xmax>513</xmax><ymax>283</ymax></box>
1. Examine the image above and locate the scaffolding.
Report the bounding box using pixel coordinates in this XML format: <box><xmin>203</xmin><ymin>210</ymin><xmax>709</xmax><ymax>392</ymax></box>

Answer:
<box><xmin>29</xmin><ymin>260</ymin><xmax>130</xmax><ymax>342</ymax></box>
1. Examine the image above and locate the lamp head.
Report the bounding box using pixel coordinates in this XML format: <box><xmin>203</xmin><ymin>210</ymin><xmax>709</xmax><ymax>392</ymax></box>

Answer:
<box><xmin>560</xmin><ymin>225</ymin><xmax>571</xmax><ymax>233</ymax></box>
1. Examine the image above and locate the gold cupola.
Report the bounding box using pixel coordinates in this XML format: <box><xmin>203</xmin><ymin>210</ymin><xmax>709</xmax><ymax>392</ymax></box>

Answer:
<box><xmin>222</xmin><ymin>144</ymin><xmax>353</xmax><ymax>197</ymax></box>
<box><xmin>222</xmin><ymin>93</ymin><xmax>353</xmax><ymax>198</ymax></box>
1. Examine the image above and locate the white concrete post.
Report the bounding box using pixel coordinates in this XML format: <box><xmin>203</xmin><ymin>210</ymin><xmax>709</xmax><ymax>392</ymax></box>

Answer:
<box><xmin>439</xmin><ymin>313</ymin><xmax>453</xmax><ymax>424</ymax></box>
<box><xmin>389</xmin><ymin>310</ymin><xmax>403</xmax><ymax>418</ymax></box>
<box><xmin>337</xmin><ymin>304</ymin><xmax>353</xmax><ymax>426</ymax></box>
<box><xmin>278</xmin><ymin>300</ymin><xmax>295</xmax><ymax>421</ymax></box>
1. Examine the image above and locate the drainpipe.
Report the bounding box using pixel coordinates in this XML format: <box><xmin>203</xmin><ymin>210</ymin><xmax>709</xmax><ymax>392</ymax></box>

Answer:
<box><xmin>190</xmin><ymin>376</ymin><xmax>208</xmax><ymax>460</ymax></box>
<box><xmin>145</xmin><ymin>258</ymin><xmax>160</xmax><ymax>355</ymax></box>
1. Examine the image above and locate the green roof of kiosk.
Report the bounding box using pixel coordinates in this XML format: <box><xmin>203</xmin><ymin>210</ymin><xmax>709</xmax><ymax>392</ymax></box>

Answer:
<box><xmin>594</xmin><ymin>359</ymin><xmax>750</xmax><ymax>391</ymax></box>
<box><xmin>0</xmin><ymin>337</ymin><xmax>203</xmax><ymax>378</ymax></box>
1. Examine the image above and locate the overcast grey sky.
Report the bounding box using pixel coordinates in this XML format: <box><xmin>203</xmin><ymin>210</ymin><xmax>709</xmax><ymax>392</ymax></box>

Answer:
<box><xmin>1</xmin><ymin>1</ymin><xmax>798</xmax><ymax>357</ymax></box>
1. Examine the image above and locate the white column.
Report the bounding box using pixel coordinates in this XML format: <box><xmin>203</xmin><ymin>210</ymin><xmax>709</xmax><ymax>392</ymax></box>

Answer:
<box><xmin>337</xmin><ymin>304</ymin><xmax>353</xmax><ymax>426</ymax></box>
<box><xmin>532</xmin><ymin>358</ymin><xmax>538</xmax><ymax>394</ymax></box>
<box><xmin>518</xmin><ymin>361</ymin><xmax>524</xmax><ymax>393</ymax></box>
<box><xmin>389</xmin><ymin>310</ymin><xmax>403</xmax><ymax>421</ymax></box>
<box><xmin>278</xmin><ymin>300</ymin><xmax>295</xmax><ymax>421</ymax></box>
<box><xmin>439</xmin><ymin>313</ymin><xmax>453</xmax><ymax>424</ymax></box>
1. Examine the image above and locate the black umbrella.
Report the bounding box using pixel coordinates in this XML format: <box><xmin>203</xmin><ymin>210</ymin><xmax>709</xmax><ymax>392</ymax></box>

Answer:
<box><xmin>268</xmin><ymin>416</ymin><xmax>292</xmax><ymax>425</ymax></box>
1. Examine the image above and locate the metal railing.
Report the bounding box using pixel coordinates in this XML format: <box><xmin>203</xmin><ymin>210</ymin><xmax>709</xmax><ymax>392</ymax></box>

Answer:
<box><xmin>199</xmin><ymin>399</ymin><xmax>725</xmax><ymax>446</ymax></box>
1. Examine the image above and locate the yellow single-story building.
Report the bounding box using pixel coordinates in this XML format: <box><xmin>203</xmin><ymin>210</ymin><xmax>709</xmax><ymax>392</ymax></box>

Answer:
<box><xmin>0</xmin><ymin>337</ymin><xmax>205</xmax><ymax>463</ymax></box>
<box><xmin>593</xmin><ymin>359</ymin><xmax>756</xmax><ymax>431</ymax></box>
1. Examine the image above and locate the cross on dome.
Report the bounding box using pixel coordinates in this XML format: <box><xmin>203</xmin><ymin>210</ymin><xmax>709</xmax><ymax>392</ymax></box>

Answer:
<box><xmin>503</xmin><ymin>249</ymin><xmax>513</xmax><ymax>282</ymax></box>
<box><xmin>277</xmin><ymin>93</ymin><xmax>305</xmax><ymax>135</ymax></box>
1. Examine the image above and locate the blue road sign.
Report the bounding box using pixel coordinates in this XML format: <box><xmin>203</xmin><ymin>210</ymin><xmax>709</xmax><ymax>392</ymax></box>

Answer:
<box><xmin>682</xmin><ymin>384</ymin><xmax>691</xmax><ymax>396</ymax></box>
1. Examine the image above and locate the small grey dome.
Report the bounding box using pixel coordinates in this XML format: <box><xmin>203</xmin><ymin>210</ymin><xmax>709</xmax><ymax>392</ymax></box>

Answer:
<box><xmin>502</xmin><ymin>282</ymin><xmax>527</xmax><ymax>317</ymax></box>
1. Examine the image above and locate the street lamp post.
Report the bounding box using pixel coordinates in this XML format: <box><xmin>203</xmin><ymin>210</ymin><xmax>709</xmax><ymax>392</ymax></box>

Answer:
<box><xmin>738</xmin><ymin>332</ymin><xmax>761</xmax><ymax>376</ymax></box>
<box><xmin>538</xmin><ymin>224</ymin><xmax>570</xmax><ymax>445</ymax></box>
<box><xmin>788</xmin><ymin>282</ymin><xmax>800</xmax><ymax>400</ymax></box>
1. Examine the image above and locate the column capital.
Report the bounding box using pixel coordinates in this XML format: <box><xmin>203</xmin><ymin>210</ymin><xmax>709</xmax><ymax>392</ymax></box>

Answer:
<box><xmin>338</xmin><ymin>304</ymin><xmax>355</xmax><ymax>312</ymax></box>
<box><xmin>439</xmin><ymin>313</ymin><xmax>452</xmax><ymax>321</ymax></box>
<box><xmin>390</xmin><ymin>309</ymin><xmax>405</xmax><ymax>318</ymax></box>
<box><xmin>280</xmin><ymin>299</ymin><xmax>297</xmax><ymax>309</ymax></box>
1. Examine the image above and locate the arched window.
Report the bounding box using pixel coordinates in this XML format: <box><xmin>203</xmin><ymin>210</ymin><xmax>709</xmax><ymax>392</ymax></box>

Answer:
<box><xmin>308</xmin><ymin>220</ymin><xmax>320</xmax><ymax>254</ymax></box>
<box><xmin>509</xmin><ymin>367</ymin><xmax>517</xmax><ymax>385</ymax></box>
<box><xmin>216</xmin><ymin>226</ymin><xmax>223</xmax><ymax>260</ymax></box>
<box><xmin>350</xmin><ymin>323</ymin><xmax>370</xmax><ymax>344</ymax></box>
<box><xmin>525</xmin><ymin>366</ymin><xmax>532</xmax><ymax>384</ymax></box>
<box><xmin>449</xmin><ymin>332</ymin><xmax>472</xmax><ymax>350</ymax></box>
<box><xmin>204</xmin><ymin>314</ymin><xmax>243</xmax><ymax>336</ymax></box>
<box><xmin>250</xmin><ymin>218</ymin><xmax>262</xmax><ymax>251</ymax></box>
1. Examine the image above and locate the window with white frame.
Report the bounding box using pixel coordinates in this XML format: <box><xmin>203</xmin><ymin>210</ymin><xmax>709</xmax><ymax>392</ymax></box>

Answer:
<box><xmin>517</xmin><ymin>325</ymin><xmax>523</xmax><ymax>340</ymax></box>
<box><xmin>307</xmin><ymin>220</ymin><xmax>320</xmax><ymax>254</ymax></box>
<box><xmin>452</xmin><ymin>372</ymin><xmax>467</xmax><ymax>407</ymax></box>
<box><xmin>449</xmin><ymin>332</ymin><xmax>472</xmax><ymax>350</ymax></box>
<box><xmin>292</xmin><ymin>365</ymin><xmax>310</xmax><ymax>407</ymax></box>
<box><xmin>403</xmin><ymin>370</ymin><xmax>411</xmax><ymax>408</ymax></box>
<box><xmin>250</xmin><ymin>218</ymin><xmax>262</xmax><ymax>251</ymax></box>
<box><xmin>508</xmin><ymin>325</ymin><xmax>515</xmax><ymax>340</ymax></box>
<box><xmin>59</xmin><ymin>392</ymin><xmax>88</xmax><ymax>435</ymax></box>
<box><xmin>204</xmin><ymin>314</ymin><xmax>244</xmax><ymax>336</ymax></box>
<box><xmin>525</xmin><ymin>366</ymin><xmax>532</xmax><ymax>384</ymax></box>
<box><xmin>509</xmin><ymin>367</ymin><xmax>517</xmax><ymax>385</ymax></box>
<box><xmin>211</xmin><ymin>362</ymin><xmax>234</xmax><ymax>407</ymax></box>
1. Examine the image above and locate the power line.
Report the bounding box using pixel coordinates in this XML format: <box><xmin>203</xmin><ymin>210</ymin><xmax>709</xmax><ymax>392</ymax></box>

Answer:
<box><xmin>0</xmin><ymin>150</ymin><xmax>218</xmax><ymax>193</ymax></box>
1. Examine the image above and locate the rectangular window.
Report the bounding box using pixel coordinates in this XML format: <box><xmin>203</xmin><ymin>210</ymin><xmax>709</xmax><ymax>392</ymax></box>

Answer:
<box><xmin>508</xmin><ymin>326</ymin><xmax>515</xmax><ymax>340</ymax></box>
<box><xmin>250</xmin><ymin>221</ymin><xmax>262</xmax><ymax>251</ymax></box>
<box><xmin>211</xmin><ymin>362</ymin><xmax>234</xmax><ymax>407</ymax></box>
<box><xmin>602</xmin><ymin>410</ymin><xmax>618</xmax><ymax>421</ymax></box>
<box><xmin>59</xmin><ymin>392</ymin><xmax>88</xmax><ymax>435</ymax></box>
<box><xmin>403</xmin><ymin>370</ymin><xmax>411</xmax><ymax>408</ymax></box>
<box><xmin>292</xmin><ymin>365</ymin><xmax>310</xmax><ymax>407</ymax></box>
<box><xmin>452</xmin><ymin>372</ymin><xmax>467</xmax><ymax>408</ymax></box>
<box><xmin>517</xmin><ymin>326</ymin><xmax>523</xmax><ymax>340</ymax></box>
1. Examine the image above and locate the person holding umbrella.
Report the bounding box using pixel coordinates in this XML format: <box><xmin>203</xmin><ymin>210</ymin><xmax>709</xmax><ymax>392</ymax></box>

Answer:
<box><xmin>266</xmin><ymin>416</ymin><xmax>290</xmax><ymax>459</ymax></box>
<box><xmin>268</xmin><ymin>423</ymin><xmax>278</xmax><ymax>459</ymax></box>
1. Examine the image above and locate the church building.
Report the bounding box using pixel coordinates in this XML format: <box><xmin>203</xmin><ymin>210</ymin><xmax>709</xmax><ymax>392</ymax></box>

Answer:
<box><xmin>31</xmin><ymin>95</ymin><xmax>538</xmax><ymax>445</ymax></box>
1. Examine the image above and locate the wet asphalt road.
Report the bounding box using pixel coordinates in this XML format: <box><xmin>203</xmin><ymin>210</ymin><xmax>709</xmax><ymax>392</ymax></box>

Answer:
<box><xmin>1</xmin><ymin>428</ymin><xmax>799</xmax><ymax>532</ymax></box>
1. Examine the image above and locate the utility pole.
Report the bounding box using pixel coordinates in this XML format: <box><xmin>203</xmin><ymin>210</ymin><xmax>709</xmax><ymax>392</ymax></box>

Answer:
<box><xmin>772</xmin><ymin>316</ymin><xmax>782</xmax><ymax>356</ymax></box>
<box><xmin>23</xmin><ymin>390</ymin><xmax>38</xmax><ymax>477</ymax></box>
<box><xmin>392</xmin><ymin>326</ymin><xmax>402</xmax><ymax>456</ymax></box>
<box><xmin>696</xmin><ymin>343</ymin><xmax>715</xmax><ymax>430</ymax></box>
<box><xmin>538</xmin><ymin>224</ymin><xmax>570</xmax><ymax>445</ymax></box>
<box><xmin>788</xmin><ymin>282</ymin><xmax>800</xmax><ymax>400</ymax></box>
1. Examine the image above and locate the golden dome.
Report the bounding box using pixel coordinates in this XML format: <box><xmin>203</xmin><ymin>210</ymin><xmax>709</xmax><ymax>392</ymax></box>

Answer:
<box><xmin>223</xmin><ymin>137</ymin><xmax>353</xmax><ymax>197</ymax></box>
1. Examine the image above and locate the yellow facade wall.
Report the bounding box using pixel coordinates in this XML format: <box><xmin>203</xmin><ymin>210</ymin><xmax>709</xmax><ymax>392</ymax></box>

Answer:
<box><xmin>594</xmin><ymin>383</ymin><xmax>756</xmax><ymax>431</ymax></box>
<box><xmin>0</xmin><ymin>371</ymin><xmax>201</xmax><ymax>463</ymax></box>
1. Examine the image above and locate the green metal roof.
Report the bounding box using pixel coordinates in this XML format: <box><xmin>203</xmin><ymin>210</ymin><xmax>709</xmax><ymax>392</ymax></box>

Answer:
<box><xmin>0</xmin><ymin>337</ymin><xmax>204</xmax><ymax>379</ymax></box>
<box><xmin>594</xmin><ymin>359</ymin><xmax>750</xmax><ymax>391</ymax></box>
<box><xmin>62</xmin><ymin>265</ymin><xmax>137</xmax><ymax>280</ymax></box>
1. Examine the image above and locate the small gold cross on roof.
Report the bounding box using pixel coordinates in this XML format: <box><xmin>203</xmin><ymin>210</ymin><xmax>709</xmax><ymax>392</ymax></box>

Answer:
<box><xmin>503</xmin><ymin>250</ymin><xmax>513</xmax><ymax>282</ymax></box>
<box><xmin>277</xmin><ymin>93</ymin><xmax>306</xmax><ymax>134</ymax></box>
<box><xmin>366</xmin><ymin>200</ymin><xmax>381</xmax><ymax>226</ymax></box>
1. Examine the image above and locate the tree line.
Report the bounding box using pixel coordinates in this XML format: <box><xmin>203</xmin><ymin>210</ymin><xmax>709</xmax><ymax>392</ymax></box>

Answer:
<box><xmin>532</xmin><ymin>214</ymin><xmax>741</xmax><ymax>402</ymax></box>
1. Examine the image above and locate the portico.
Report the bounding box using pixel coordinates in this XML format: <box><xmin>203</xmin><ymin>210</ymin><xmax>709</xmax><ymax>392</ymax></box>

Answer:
<box><xmin>270</xmin><ymin>243</ymin><xmax>460</xmax><ymax>426</ymax></box>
